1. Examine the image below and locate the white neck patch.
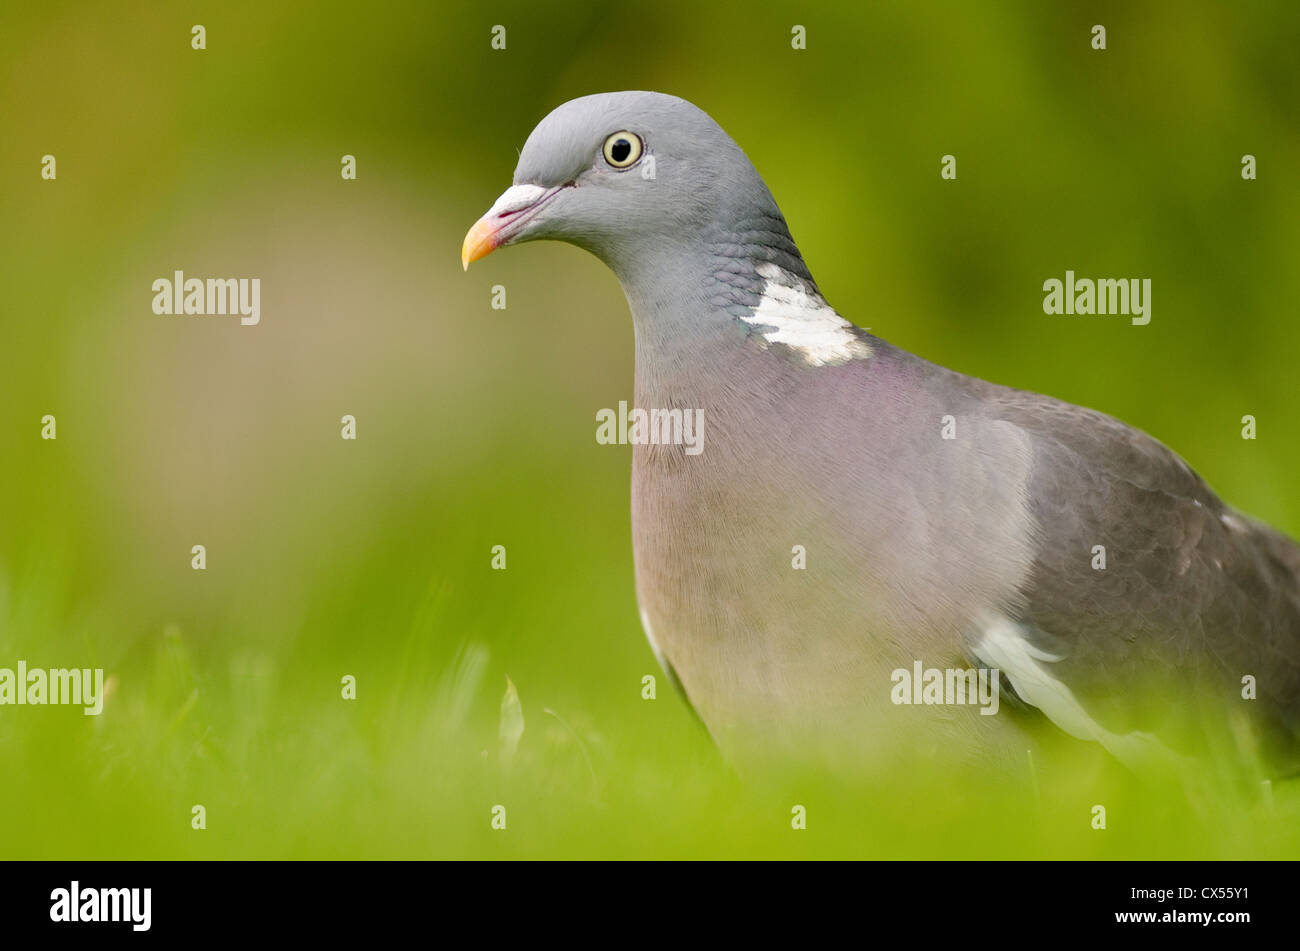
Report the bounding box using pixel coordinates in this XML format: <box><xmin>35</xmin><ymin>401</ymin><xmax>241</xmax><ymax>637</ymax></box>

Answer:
<box><xmin>739</xmin><ymin>262</ymin><xmax>872</xmax><ymax>367</ymax></box>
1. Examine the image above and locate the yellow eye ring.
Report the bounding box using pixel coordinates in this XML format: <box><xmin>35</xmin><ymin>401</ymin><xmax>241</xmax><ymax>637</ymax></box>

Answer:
<box><xmin>602</xmin><ymin>131</ymin><xmax>643</xmax><ymax>169</ymax></box>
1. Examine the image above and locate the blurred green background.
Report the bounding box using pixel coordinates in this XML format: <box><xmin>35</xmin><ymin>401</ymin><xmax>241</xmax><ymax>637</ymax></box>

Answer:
<box><xmin>1</xmin><ymin>0</ymin><xmax>1297</xmax><ymax>858</ymax></box>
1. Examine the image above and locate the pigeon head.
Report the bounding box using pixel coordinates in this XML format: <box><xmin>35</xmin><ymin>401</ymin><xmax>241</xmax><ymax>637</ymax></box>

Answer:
<box><xmin>462</xmin><ymin>91</ymin><xmax>810</xmax><ymax>288</ymax></box>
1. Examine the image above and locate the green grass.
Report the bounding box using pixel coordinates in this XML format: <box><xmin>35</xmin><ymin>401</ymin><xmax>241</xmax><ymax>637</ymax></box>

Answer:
<box><xmin>2</xmin><ymin>507</ymin><xmax>1297</xmax><ymax>860</ymax></box>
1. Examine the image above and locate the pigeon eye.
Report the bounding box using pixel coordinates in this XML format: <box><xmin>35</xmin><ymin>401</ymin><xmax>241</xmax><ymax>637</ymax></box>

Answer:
<box><xmin>602</xmin><ymin>131</ymin><xmax>643</xmax><ymax>169</ymax></box>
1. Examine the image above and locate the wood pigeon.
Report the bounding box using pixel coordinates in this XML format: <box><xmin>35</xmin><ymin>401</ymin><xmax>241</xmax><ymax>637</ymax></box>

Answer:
<box><xmin>463</xmin><ymin>91</ymin><xmax>1300</xmax><ymax>776</ymax></box>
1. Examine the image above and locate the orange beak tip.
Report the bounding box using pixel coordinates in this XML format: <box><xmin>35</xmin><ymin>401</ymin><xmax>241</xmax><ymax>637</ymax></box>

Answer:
<box><xmin>461</xmin><ymin>218</ymin><xmax>498</xmax><ymax>271</ymax></box>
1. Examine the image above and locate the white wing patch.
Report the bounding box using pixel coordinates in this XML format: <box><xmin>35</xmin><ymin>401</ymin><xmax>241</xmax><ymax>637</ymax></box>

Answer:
<box><xmin>973</xmin><ymin>617</ymin><xmax>1175</xmax><ymax>770</ymax></box>
<box><xmin>740</xmin><ymin>262</ymin><xmax>872</xmax><ymax>367</ymax></box>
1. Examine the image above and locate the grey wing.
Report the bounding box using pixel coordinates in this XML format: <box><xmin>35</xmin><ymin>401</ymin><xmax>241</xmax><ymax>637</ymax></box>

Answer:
<box><xmin>985</xmin><ymin>390</ymin><xmax>1300</xmax><ymax>772</ymax></box>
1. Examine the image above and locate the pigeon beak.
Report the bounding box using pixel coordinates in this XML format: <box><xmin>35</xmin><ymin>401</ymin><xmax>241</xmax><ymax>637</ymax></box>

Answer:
<box><xmin>461</xmin><ymin>217</ymin><xmax>500</xmax><ymax>270</ymax></box>
<box><xmin>461</xmin><ymin>183</ymin><xmax>566</xmax><ymax>270</ymax></box>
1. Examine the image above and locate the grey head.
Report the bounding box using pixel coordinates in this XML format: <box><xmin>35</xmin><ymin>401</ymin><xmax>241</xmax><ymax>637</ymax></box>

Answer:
<box><xmin>462</xmin><ymin>91</ymin><xmax>817</xmax><ymax>295</ymax></box>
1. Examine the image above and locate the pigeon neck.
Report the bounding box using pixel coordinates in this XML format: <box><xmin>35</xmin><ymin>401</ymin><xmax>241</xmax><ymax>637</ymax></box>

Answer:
<box><xmin>617</xmin><ymin>207</ymin><xmax>855</xmax><ymax>392</ymax></box>
<box><xmin>617</xmin><ymin>205</ymin><xmax>819</xmax><ymax>345</ymax></box>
